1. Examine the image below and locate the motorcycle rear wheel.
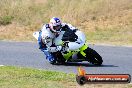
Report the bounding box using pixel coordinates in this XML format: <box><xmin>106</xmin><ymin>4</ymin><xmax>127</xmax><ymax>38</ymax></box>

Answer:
<box><xmin>50</xmin><ymin>52</ymin><xmax>66</xmax><ymax>65</ymax></box>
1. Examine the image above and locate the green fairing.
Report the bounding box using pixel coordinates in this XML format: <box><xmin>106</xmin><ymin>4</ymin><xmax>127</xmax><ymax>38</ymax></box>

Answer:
<box><xmin>79</xmin><ymin>44</ymin><xmax>88</xmax><ymax>57</ymax></box>
<box><xmin>63</xmin><ymin>51</ymin><xmax>73</xmax><ymax>60</ymax></box>
<box><xmin>63</xmin><ymin>44</ymin><xmax>88</xmax><ymax>60</ymax></box>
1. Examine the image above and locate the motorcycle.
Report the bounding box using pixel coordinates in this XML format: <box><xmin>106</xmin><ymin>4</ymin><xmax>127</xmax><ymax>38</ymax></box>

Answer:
<box><xmin>33</xmin><ymin>30</ymin><xmax>103</xmax><ymax>66</ymax></box>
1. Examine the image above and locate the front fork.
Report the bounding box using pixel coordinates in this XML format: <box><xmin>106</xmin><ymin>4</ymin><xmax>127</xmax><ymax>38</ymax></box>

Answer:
<box><xmin>63</xmin><ymin>44</ymin><xmax>88</xmax><ymax>61</ymax></box>
<box><xmin>79</xmin><ymin>44</ymin><xmax>88</xmax><ymax>58</ymax></box>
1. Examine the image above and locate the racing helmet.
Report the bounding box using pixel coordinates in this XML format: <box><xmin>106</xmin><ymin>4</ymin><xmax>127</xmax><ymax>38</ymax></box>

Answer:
<box><xmin>49</xmin><ymin>17</ymin><xmax>62</xmax><ymax>33</ymax></box>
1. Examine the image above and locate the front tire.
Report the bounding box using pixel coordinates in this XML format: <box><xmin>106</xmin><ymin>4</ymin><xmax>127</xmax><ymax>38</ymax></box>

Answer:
<box><xmin>85</xmin><ymin>47</ymin><xmax>103</xmax><ymax>66</ymax></box>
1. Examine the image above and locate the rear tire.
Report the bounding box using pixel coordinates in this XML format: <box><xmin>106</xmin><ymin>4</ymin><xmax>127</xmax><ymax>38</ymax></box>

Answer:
<box><xmin>85</xmin><ymin>47</ymin><xmax>103</xmax><ymax>66</ymax></box>
<box><xmin>51</xmin><ymin>52</ymin><xmax>66</xmax><ymax>65</ymax></box>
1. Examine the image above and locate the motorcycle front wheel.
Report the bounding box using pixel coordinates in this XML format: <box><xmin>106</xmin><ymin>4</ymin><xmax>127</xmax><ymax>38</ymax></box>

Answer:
<box><xmin>85</xmin><ymin>47</ymin><xmax>103</xmax><ymax>66</ymax></box>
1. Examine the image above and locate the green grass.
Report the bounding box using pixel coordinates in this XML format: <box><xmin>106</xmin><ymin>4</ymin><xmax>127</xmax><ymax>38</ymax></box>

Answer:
<box><xmin>0</xmin><ymin>66</ymin><xmax>75</xmax><ymax>88</ymax></box>
<box><xmin>0</xmin><ymin>66</ymin><xmax>132</xmax><ymax>88</ymax></box>
<box><xmin>0</xmin><ymin>0</ymin><xmax>132</xmax><ymax>45</ymax></box>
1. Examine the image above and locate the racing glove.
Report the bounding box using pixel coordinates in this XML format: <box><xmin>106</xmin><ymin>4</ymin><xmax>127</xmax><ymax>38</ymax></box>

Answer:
<box><xmin>48</xmin><ymin>46</ymin><xmax>63</xmax><ymax>52</ymax></box>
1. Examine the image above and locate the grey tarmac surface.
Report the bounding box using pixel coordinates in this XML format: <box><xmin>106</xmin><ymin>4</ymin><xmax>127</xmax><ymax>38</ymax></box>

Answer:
<box><xmin>0</xmin><ymin>41</ymin><xmax>132</xmax><ymax>76</ymax></box>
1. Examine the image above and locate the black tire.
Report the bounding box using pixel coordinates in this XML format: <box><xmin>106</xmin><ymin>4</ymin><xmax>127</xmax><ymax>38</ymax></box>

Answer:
<box><xmin>50</xmin><ymin>60</ymin><xmax>65</xmax><ymax>65</ymax></box>
<box><xmin>85</xmin><ymin>47</ymin><xmax>103</xmax><ymax>66</ymax></box>
<box><xmin>49</xmin><ymin>60</ymin><xmax>56</xmax><ymax>65</ymax></box>
<box><xmin>51</xmin><ymin>52</ymin><xmax>66</xmax><ymax>65</ymax></box>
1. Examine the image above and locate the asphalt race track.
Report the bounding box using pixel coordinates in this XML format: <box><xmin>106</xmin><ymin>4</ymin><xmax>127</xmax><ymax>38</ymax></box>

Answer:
<box><xmin>0</xmin><ymin>41</ymin><xmax>132</xmax><ymax>76</ymax></box>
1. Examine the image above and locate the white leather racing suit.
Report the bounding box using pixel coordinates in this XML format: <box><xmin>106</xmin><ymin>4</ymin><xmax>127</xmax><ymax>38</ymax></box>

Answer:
<box><xmin>40</xmin><ymin>23</ymin><xmax>86</xmax><ymax>52</ymax></box>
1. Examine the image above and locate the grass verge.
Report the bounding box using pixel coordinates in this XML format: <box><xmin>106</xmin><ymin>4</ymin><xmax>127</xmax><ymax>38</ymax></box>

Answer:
<box><xmin>0</xmin><ymin>66</ymin><xmax>75</xmax><ymax>88</ymax></box>
<box><xmin>0</xmin><ymin>66</ymin><xmax>132</xmax><ymax>88</ymax></box>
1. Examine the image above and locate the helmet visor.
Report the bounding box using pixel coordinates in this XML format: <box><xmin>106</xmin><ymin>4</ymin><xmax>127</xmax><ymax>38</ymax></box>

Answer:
<box><xmin>53</xmin><ymin>25</ymin><xmax>61</xmax><ymax>32</ymax></box>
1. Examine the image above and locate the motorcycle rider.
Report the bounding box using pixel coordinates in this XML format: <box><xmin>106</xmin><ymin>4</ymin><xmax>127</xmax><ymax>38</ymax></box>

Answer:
<box><xmin>38</xmin><ymin>17</ymin><xmax>86</xmax><ymax>64</ymax></box>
